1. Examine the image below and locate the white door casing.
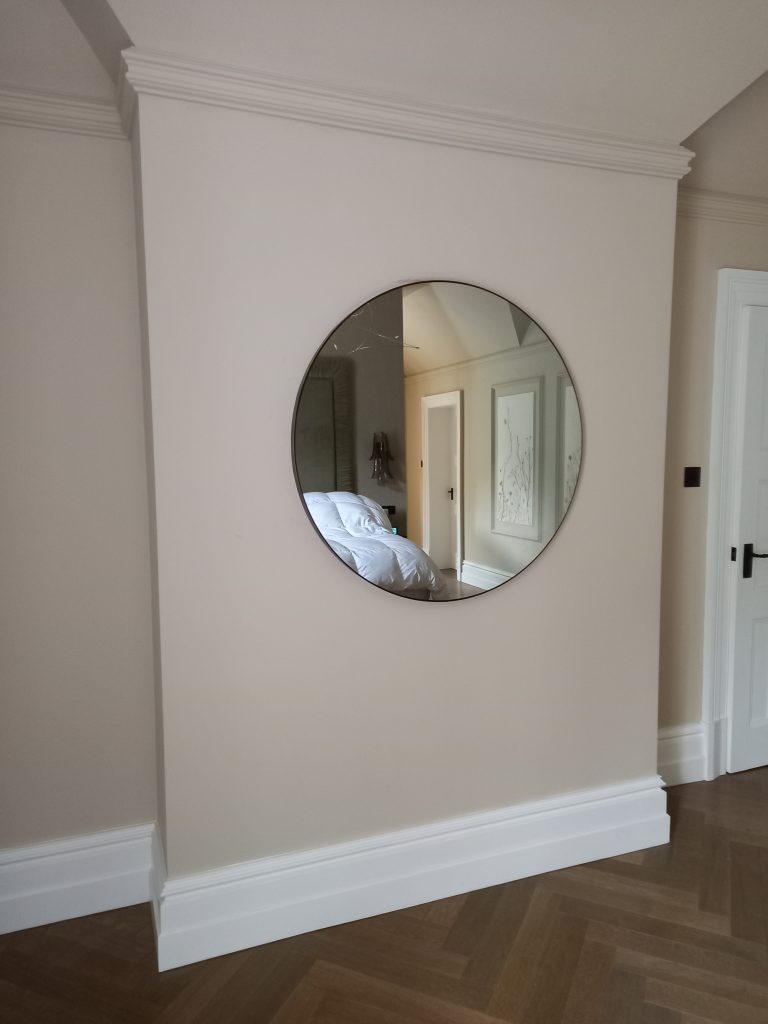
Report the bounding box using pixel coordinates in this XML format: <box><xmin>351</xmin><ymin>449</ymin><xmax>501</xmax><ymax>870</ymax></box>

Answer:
<box><xmin>704</xmin><ymin>270</ymin><xmax>768</xmax><ymax>778</ymax></box>
<box><xmin>731</xmin><ymin>306</ymin><xmax>768</xmax><ymax>772</ymax></box>
<box><xmin>421</xmin><ymin>391</ymin><xmax>462</xmax><ymax>573</ymax></box>
<box><xmin>427</xmin><ymin>406</ymin><xmax>454</xmax><ymax>567</ymax></box>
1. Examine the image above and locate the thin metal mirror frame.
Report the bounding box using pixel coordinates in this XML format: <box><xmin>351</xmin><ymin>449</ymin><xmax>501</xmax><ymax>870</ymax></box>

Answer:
<box><xmin>291</xmin><ymin>280</ymin><xmax>584</xmax><ymax>601</ymax></box>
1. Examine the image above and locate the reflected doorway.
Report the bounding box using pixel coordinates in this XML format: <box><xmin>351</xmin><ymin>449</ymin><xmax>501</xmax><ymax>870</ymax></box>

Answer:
<box><xmin>421</xmin><ymin>391</ymin><xmax>463</xmax><ymax>574</ymax></box>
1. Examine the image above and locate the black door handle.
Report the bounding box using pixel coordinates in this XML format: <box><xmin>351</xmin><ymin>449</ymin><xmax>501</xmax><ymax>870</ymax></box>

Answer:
<box><xmin>448</xmin><ymin>487</ymin><xmax>454</xmax><ymax>500</ymax></box>
<box><xmin>743</xmin><ymin>543</ymin><xmax>768</xmax><ymax>578</ymax></box>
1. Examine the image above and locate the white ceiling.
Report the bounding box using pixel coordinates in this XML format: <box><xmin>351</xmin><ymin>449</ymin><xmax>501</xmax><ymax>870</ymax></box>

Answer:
<box><xmin>3</xmin><ymin>0</ymin><xmax>767</xmax><ymax>150</ymax></box>
<box><xmin>0</xmin><ymin>0</ymin><xmax>114</xmax><ymax>99</ymax></box>
<box><xmin>104</xmin><ymin>0</ymin><xmax>768</xmax><ymax>143</ymax></box>
<box><xmin>683</xmin><ymin>72</ymin><xmax>768</xmax><ymax>198</ymax></box>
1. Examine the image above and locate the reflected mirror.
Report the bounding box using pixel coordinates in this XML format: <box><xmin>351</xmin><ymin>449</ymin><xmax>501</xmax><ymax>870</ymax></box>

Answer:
<box><xmin>293</xmin><ymin>282</ymin><xmax>582</xmax><ymax>600</ymax></box>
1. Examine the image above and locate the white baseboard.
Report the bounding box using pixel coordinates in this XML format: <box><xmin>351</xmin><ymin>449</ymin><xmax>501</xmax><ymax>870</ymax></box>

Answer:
<box><xmin>154</xmin><ymin>776</ymin><xmax>669</xmax><ymax>971</ymax></box>
<box><xmin>0</xmin><ymin>823</ymin><xmax>154</xmax><ymax>935</ymax></box>
<box><xmin>657</xmin><ymin>723</ymin><xmax>707</xmax><ymax>786</ymax></box>
<box><xmin>705</xmin><ymin>717</ymin><xmax>727</xmax><ymax>780</ymax></box>
<box><xmin>460</xmin><ymin>560</ymin><xmax>514</xmax><ymax>591</ymax></box>
<box><xmin>0</xmin><ymin>778</ymin><xmax>672</xmax><ymax>969</ymax></box>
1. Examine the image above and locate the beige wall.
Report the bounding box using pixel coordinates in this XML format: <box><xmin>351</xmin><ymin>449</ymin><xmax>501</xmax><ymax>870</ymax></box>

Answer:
<box><xmin>134</xmin><ymin>95</ymin><xmax>678</xmax><ymax>879</ymax></box>
<box><xmin>659</xmin><ymin>209</ymin><xmax>768</xmax><ymax>727</ymax></box>
<box><xmin>0</xmin><ymin>124</ymin><xmax>156</xmax><ymax>847</ymax></box>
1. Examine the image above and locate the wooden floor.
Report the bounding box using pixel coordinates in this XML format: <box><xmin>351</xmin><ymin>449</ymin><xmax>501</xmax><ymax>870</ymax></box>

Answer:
<box><xmin>2</xmin><ymin>769</ymin><xmax>768</xmax><ymax>1023</ymax></box>
<box><xmin>431</xmin><ymin>569</ymin><xmax>485</xmax><ymax>600</ymax></box>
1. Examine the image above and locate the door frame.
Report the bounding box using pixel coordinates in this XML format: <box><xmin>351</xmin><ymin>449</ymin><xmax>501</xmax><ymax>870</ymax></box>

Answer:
<box><xmin>421</xmin><ymin>391</ymin><xmax>463</xmax><ymax>574</ymax></box>
<box><xmin>703</xmin><ymin>269</ymin><xmax>768</xmax><ymax>779</ymax></box>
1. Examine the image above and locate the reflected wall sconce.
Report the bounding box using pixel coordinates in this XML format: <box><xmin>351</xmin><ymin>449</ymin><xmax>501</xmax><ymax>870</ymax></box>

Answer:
<box><xmin>369</xmin><ymin>432</ymin><xmax>393</xmax><ymax>485</ymax></box>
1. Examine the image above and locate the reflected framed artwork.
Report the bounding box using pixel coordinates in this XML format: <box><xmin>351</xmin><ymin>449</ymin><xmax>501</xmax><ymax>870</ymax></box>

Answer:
<box><xmin>491</xmin><ymin>377</ymin><xmax>542</xmax><ymax>541</ymax></box>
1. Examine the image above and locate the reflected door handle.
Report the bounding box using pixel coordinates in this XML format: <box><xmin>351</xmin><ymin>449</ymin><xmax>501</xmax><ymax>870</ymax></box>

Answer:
<box><xmin>743</xmin><ymin>543</ymin><xmax>768</xmax><ymax>578</ymax></box>
<box><xmin>448</xmin><ymin>487</ymin><xmax>454</xmax><ymax>500</ymax></box>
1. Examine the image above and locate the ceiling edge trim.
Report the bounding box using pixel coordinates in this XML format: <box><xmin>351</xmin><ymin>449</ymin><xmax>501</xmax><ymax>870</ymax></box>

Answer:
<box><xmin>120</xmin><ymin>48</ymin><xmax>693</xmax><ymax>180</ymax></box>
<box><xmin>677</xmin><ymin>187</ymin><xmax>768</xmax><ymax>227</ymax></box>
<box><xmin>0</xmin><ymin>86</ymin><xmax>125</xmax><ymax>140</ymax></box>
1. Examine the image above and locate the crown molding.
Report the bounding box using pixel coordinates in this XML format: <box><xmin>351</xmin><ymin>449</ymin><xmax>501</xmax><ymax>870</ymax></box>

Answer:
<box><xmin>120</xmin><ymin>48</ymin><xmax>692</xmax><ymax>180</ymax></box>
<box><xmin>677</xmin><ymin>187</ymin><xmax>768</xmax><ymax>227</ymax></box>
<box><xmin>0</xmin><ymin>85</ymin><xmax>124</xmax><ymax>140</ymax></box>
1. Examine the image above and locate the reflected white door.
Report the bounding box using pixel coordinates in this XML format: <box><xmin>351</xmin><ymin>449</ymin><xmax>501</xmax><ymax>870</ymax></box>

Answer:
<box><xmin>422</xmin><ymin>392</ymin><xmax>462</xmax><ymax>572</ymax></box>
<box><xmin>732</xmin><ymin>306</ymin><xmax>768</xmax><ymax>772</ymax></box>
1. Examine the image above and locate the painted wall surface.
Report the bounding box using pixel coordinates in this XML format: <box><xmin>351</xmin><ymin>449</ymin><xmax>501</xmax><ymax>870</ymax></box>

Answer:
<box><xmin>337</xmin><ymin>289</ymin><xmax>406</xmax><ymax>533</ymax></box>
<box><xmin>659</xmin><ymin>210</ymin><xmax>768</xmax><ymax>727</ymax></box>
<box><xmin>405</xmin><ymin>343</ymin><xmax>570</xmax><ymax>576</ymax></box>
<box><xmin>0</xmin><ymin>125</ymin><xmax>156</xmax><ymax>846</ymax></box>
<box><xmin>135</xmin><ymin>95</ymin><xmax>678</xmax><ymax>878</ymax></box>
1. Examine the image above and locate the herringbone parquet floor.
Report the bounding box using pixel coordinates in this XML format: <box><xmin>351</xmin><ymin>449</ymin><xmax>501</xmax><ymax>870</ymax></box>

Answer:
<box><xmin>2</xmin><ymin>769</ymin><xmax>768</xmax><ymax>1023</ymax></box>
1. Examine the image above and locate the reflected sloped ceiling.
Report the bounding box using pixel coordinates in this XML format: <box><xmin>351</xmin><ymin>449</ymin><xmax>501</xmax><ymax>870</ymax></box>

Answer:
<box><xmin>403</xmin><ymin>283</ymin><xmax>544</xmax><ymax>376</ymax></box>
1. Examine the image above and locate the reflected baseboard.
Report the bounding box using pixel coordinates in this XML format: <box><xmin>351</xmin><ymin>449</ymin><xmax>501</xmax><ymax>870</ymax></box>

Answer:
<box><xmin>460</xmin><ymin>561</ymin><xmax>514</xmax><ymax>591</ymax></box>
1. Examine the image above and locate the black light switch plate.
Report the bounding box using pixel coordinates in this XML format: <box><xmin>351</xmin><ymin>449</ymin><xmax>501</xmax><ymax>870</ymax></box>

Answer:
<box><xmin>684</xmin><ymin>466</ymin><xmax>701</xmax><ymax>487</ymax></box>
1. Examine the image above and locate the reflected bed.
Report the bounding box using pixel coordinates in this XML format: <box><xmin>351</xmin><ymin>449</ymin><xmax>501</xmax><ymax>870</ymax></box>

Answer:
<box><xmin>303</xmin><ymin>491</ymin><xmax>444</xmax><ymax>600</ymax></box>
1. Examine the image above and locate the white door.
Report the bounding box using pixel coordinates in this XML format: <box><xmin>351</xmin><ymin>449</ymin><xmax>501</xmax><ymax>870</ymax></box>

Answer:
<box><xmin>732</xmin><ymin>305</ymin><xmax>768</xmax><ymax>772</ymax></box>
<box><xmin>421</xmin><ymin>392</ymin><xmax>462</xmax><ymax>572</ymax></box>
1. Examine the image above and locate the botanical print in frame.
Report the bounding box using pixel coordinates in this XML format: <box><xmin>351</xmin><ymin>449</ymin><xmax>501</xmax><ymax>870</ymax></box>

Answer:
<box><xmin>491</xmin><ymin>377</ymin><xmax>542</xmax><ymax>540</ymax></box>
<box><xmin>557</xmin><ymin>375</ymin><xmax>582</xmax><ymax>522</ymax></box>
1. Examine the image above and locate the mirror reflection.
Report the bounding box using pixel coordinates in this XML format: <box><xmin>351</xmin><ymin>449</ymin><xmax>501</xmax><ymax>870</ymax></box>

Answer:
<box><xmin>293</xmin><ymin>282</ymin><xmax>582</xmax><ymax>600</ymax></box>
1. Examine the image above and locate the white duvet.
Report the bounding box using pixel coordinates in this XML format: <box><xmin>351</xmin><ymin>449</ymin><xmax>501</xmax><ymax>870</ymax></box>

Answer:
<box><xmin>303</xmin><ymin>491</ymin><xmax>444</xmax><ymax>596</ymax></box>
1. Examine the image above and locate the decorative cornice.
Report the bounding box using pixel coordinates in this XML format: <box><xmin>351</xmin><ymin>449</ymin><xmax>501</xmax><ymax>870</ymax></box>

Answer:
<box><xmin>677</xmin><ymin>187</ymin><xmax>768</xmax><ymax>227</ymax></box>
<box><xmin>120</xmin><ymin>48</ymin><xmax>693</xmax><ymax>180</ymax></box>
<box><xmin>0</xmin><ymin>85</ymin><xmax>124</xmax><ymax>140</ymax></box>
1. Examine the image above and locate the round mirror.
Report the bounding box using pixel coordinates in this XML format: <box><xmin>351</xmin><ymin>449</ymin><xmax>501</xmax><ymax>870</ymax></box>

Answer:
<box><xmin>293</xmin><ymin>282</ymin><xmax>582</xmax><ymax>600</ymax></box>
